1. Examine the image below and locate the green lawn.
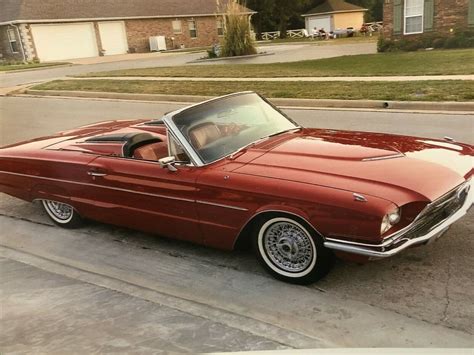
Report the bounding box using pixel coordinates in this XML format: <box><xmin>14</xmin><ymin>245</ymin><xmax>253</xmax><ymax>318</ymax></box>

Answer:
<box><xmin>0</xmin><ymin>62</ymin><xmax>69</xmax><ymax>72</ymax></box>
<box><xmin>79</xmin><ymin>49</ymin><xmax>474</xmax><ymax>78</ymax></box>
<box><xmin>32</xmin><ymin>79</ymin><xmax>474</xmax><ymax>102</ymax></box>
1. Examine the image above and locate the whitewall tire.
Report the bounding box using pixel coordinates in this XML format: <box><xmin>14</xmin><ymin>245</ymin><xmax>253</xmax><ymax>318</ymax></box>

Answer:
<box><xmin>41</xmin><ymin>200</ymin><xmax>83</xmax><ymax>229</ymax></box>
<box><xmin>253</xmin><ymin>214</ymin><xmax>333</xmax><ymax>284</ymax></box>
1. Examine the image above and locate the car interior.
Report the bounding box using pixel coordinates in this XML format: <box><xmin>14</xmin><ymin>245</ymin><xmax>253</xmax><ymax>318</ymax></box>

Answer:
<box><xmin>188</xmin><ymin>122</ymin><xmax>222</xmax><ymax>150</ymax></box>
<box><xmin>131</xmin><ymin>141</ymin><xmax>169</xmax><ymax>161</ymax></box>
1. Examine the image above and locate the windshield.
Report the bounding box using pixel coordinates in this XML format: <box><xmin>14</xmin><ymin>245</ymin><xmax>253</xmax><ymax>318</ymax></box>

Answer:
<box><xmin>171</xmin><ymin>93</ymin><xmax>298</xmax><ymax>164</ymax></box>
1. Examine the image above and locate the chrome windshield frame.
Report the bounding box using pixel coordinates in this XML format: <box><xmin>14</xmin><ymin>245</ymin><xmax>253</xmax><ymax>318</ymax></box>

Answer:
<box><xmin>162</xmin><ymin>91</ymin><xmax>299</xmax><ymax>168</ymax></box>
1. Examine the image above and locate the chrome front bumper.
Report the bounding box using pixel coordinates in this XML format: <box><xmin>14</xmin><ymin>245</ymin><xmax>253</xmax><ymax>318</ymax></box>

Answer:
<box><xmin>324</xmin><ymin>180</ymin><xmax>473</xmax><ymax>259</ymax></box>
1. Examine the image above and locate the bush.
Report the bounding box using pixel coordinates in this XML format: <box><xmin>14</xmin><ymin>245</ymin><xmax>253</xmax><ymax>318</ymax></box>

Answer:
<box><xmin>220</xmin><ymin>0</ymin><xmax>257</xmax><ymax>57</ymax></box>
<box><xmin>377</xmin><ymin>29</ymin><xmax>474</xmax><ymax>52</ymax></box>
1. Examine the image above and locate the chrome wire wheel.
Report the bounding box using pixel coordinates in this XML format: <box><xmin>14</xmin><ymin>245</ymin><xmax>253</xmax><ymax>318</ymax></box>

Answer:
<box><xmin>258</xmin><ymin>217</ymin><xmax>317</xmax><ymax>278</ymax></box>
<box><xmin>42</xmin><ymin>200</ymin><xmax>74</xmax><ymax>224</ymax></box>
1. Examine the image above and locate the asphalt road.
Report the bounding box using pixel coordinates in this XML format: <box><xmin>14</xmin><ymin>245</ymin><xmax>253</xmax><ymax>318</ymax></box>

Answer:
<box><xmin>1</xmin><ymin>96</ymin><xmax>473</xmax><ymax>352</ymax></box>
<box><xmin>1</xmin><ymin>96</ymin><xmax>473</xmax><ymax>146</ymax></box>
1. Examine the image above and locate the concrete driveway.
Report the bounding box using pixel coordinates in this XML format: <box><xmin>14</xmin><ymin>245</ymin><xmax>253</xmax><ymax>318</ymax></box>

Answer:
<box><xmin>0</xmin><ymin>42</ymin><xmax>376</xmax><ymax>88</ymax></box>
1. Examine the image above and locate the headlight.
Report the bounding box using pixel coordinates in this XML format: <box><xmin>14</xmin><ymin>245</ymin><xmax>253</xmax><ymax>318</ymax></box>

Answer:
<box><xmin>381</xmin><ymin>207</ymin><xmax>401</xmax><ymax>235</ymax></box>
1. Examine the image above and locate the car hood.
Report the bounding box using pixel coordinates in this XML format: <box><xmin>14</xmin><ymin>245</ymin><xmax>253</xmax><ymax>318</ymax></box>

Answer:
<box><xmin>234</xmin><ymin>129</ymin><xmax>473</xmax><ymax>206</ymax></box>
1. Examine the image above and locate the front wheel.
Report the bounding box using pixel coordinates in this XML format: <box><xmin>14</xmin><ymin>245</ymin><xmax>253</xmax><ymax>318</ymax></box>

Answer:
<box><xmin>253</xmin><ymin>215</ymin><xmax>333</xmax><ymax>284</ymax></box>
<box><xmin>41</xmin><ymin>200</ymin><xmax>83</xmax><ymax>229</ymax></box>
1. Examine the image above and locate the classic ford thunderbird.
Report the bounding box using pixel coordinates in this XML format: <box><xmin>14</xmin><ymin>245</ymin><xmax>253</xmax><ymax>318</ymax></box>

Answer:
<box><xmin>1</xmin><ymin>92</ymin><xmax>472</xmax><ymax>284</ymax></box>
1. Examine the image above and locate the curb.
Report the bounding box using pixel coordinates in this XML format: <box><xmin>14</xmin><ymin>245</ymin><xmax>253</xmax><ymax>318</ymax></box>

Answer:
<box><xmin>26</xmin><ymin>89</ymin><xmax>210</xmax><ymax>103</ymax></box>
<box><xmin>271</xmin><ymin>97</ymin><xmax>474</xmax><ymax>112</ymax></box>
<box><xmin>24</xmin><ymin>89</ymin><xmax>474</xmax><ymax>112</ymax></box>
<box><xmin>188</xmin><ymin>52</ymin><xmax>274</xmax><ymax>63</ymax></box>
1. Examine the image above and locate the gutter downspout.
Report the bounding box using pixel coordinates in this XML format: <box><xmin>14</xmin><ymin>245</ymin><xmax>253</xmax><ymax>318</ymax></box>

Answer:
<box><xmin>10</xmin><ymin>23</ymin><xmax>27</xmax><ymax>62</ymax></box>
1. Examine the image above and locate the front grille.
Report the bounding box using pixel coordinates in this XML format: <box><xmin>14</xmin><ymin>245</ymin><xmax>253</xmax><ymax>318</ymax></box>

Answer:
<box><xmin>403</xmin><ymin>183</ymin><xmax>468</xmax><ymax>240</ymax></box>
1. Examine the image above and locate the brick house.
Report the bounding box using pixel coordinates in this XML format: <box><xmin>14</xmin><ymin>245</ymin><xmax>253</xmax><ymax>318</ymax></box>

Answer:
<box><xmin>383</xmin><ymin>0</ymin><xmax>474</xmax><ymax>38</ymax></box>
<box><xmin>0</xmin><ymin>0</ymin><xmax>255</xmax><ymax>62</ymax></box>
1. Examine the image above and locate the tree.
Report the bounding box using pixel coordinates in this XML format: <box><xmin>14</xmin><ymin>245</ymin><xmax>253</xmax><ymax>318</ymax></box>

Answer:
<box><xmin>346</xmin><ymin>0</ymin><xmax>384</xmax><ymax>21</ymax></box>
<box><xmin>245</xmin><ymin>0</ymin><xmax>277</xmax><ymax>38</ymax></box>
<box><xmin>274</xmin><ymin>0</ymin><xmax>310</xmax><ymax>38</ymax></box>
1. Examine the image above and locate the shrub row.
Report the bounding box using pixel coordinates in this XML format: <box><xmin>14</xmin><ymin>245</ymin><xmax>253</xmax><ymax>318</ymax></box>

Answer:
<box><xmin>378</xmin><ymin>29</ymin><xmax>474</xmax><ymax>52</ymax></box>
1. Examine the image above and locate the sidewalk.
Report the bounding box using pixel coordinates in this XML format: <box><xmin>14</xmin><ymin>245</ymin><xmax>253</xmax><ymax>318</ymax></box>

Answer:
<box><xmin>71</xmin><ymin>74</ymin><xmax>474</xmax><ymax>82</ymax></box>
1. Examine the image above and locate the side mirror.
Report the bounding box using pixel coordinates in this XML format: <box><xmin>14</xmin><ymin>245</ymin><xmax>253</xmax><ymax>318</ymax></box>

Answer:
<box><xmin>158</xmin><ymin>156</ymin><xmax>178</xmax><ymax>172</ymax></box>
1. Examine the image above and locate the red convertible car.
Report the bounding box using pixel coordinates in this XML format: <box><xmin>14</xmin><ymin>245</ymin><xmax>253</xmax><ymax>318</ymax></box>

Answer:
<box><xmin>1</xmin><ymin>92</ymin><xmax>472</xmax><ymax>284</ymax></box>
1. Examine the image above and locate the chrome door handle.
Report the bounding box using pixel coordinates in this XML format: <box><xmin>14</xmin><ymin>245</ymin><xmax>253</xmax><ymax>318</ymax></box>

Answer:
<box><xmin>87</xmin><ymin>171</ymin><xmax>107</xmax><ymax>177</ymax></box>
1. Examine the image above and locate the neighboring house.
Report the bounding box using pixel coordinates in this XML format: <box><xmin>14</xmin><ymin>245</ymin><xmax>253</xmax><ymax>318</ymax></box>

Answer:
<box><xmin>302</xmin><ymin>0</ymin><xmax>367</xmax><ymax>33</ymax></box>
<box><xmin>383</xmin><ymin>0</ymin><xmax>474</xmax><ymax>38</ymax></box>
<box><xmin>0</xmin><ymin>0</ymin><xmax>255</xmax><ymax>62</ymax></box>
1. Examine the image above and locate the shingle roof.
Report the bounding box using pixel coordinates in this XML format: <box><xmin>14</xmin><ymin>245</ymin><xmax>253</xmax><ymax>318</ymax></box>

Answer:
<box><xmin>303</xmin><ymin>0</ymin><xmax>367</xmax><ymax>16</ymax></box>
<box><xmin>0</xmin><ymin>0</ymin><xmax>255</xmax><ymax>24</ymax></box>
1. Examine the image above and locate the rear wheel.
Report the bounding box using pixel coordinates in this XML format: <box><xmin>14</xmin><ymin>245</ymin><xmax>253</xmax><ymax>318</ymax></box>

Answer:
<box><xmin>41</xmin><ymin>200</ymin><xmax>83</xmax><ymax>228</ymax></box>
<box><xmin>253</xmin><ymin>215</ymin><xmax>333</xmax><ymax>284</ymax></box>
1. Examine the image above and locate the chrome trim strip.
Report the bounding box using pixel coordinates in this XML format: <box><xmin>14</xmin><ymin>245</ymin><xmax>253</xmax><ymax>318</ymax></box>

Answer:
<box><xmin>353</xmin><ymin>193</ymin><xmax>367</xmax><ymax>202</ymax></box>
<box><xmin>324</xmin><ymin>181</ymin><xmax>473</xmax><ymax>258</ymax></box>
<box><xmin>0</xmin><ymin>171</ymin><xmax>195</xmax><ymax>203</ymax></box>
<box><xmin>196</xmin><ymin>200</ymin><xmax>248</xmax><ymax>211</ymax></box>
<box><xmin>325</xmin><ymin>237</ymin><xmax>386</xmax><ymax>248</ymax></box>
<box><xmin>362</xmin><ymin>153</ymin><xmax>404</xmax><ymax>161</ymax></box>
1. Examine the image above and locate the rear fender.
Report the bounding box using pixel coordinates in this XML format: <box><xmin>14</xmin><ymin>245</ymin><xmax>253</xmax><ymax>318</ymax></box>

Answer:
<box><xmin>30</xmin><ymin>184</ymin><xmax>74</xmax><ymax>207</ymax></box>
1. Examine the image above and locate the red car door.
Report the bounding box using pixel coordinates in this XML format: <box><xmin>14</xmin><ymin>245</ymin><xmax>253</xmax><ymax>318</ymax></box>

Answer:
<box><xmin>84</xmin><ymin>156</ymin><xmax>202</xmax><ymax>243</ymax></box>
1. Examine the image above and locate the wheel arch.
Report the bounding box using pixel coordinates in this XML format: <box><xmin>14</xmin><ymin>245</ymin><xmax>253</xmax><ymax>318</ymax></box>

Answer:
<box><xmin>29</xmin><ymin>183</ymin><xmax>84</xmax><ymax>215</ymax></box>
<box><xmin>233</xmin><ymin>206</ymin><xmax>324</xmax><ymax>251</ymax></box>
<box><xmin>30</xmin><ymin>183</ymin><xmax>71</xmax><ymax>202</ymax></box>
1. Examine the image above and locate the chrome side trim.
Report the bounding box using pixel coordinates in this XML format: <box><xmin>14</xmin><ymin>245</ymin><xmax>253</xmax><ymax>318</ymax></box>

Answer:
<box><xmin>325</xmin><ymin>237</ymin><xmax>387</xmax><ymax>248</ymax></box>
<box><xmin>196</xmin><ymin>200</ymin><xmax>248</xmax><ymax>211</ymax></box>
<box><xmin>0</xmin><ymin>171</ymin><xmax>195</xmax><ymax>203</ymax></box>
<box><xmin>362</xmin><ymin>153</ymin><xmax>404</xmax><ymax>161</ymax></box>
<box><xmin>324</xmin><ymin>181</ymin><xmax>473</xmax><ymax>258</ymax></box>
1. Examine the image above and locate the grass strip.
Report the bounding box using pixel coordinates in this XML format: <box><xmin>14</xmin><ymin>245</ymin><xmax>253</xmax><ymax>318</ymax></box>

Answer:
<box><xmin>33</xmin><ymin>79</ymin><xmax>474</xmax><ymax>102</ymax></box>
<box><xmin>79</xmin><ymin>49</ymin><xmax>474</xmax><ymax>78</ymax></box>
<box><xmin>0</xmin><ymin>62</ymin><xmax>69</xmax><ymax>72</ymax></box>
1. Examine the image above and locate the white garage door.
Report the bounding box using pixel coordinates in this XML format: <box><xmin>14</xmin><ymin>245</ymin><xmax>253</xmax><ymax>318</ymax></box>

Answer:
<box><xmin>307</xmin><ymin>16</ymin><xmax>332</xmax><ymax>32</ymax></box>
<box><xmin>98</xmin><ymin>21</ymin><xmax>128</xmax><ymax>55</ymax></box>
<box><xmin>31</xmin><ymin>23</ymin><xmax>98</xmax><ymax>62</ymax></box>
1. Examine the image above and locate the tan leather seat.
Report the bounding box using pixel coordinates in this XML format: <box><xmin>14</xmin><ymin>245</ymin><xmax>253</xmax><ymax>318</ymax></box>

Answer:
<box><xmin>188</xmin><ymin>122</ymin><xmax>221</xmax><ymax>149</ymax></box>
<box><xmin>133</xmin><ymin>142</ymin><xmax>169</xmax><ymax>161</ymax></box>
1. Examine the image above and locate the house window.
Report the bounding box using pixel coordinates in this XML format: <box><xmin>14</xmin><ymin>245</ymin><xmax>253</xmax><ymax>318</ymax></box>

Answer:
<box><xmin>172</xmin><ymin>20</ymin><xmax>182</xmax><ymax>34</ymax></box>
<box><xmin>469</xmin><ymin>0</ymin><xmax>474</xmax><ymax>25</ymax></box>
<box><xmin>7</xmin><ymin>28</ymin><xmax>19</xmax><ymax>53</ymax></box>
<box><xmin>188</xmin><ymin>20</ymin><xmax>197</xmax><ymax>38</ymax></box>
<box><xmin>404</xmin><ymin>0</ymin><xmax>424</xmax><ymax>34</ymax></box>
<box><xmin>217</xmin><ymin>18</ymin><xmax>224</xmax><ymax>36</ymax></box>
